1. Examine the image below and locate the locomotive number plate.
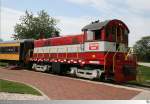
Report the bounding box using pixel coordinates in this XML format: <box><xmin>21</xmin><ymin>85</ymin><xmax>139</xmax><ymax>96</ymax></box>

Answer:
<box><xmin>89</xmin><ymin>43</ymin><xmax>99</xmax><ymax>50</ymax></box>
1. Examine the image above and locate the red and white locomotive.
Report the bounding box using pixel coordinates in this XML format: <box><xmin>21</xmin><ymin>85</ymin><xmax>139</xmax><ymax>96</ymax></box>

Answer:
<box><xmin>30</xmin><ymin>19</ymin><xmax>137</xmax><ymax>82</ymax></box>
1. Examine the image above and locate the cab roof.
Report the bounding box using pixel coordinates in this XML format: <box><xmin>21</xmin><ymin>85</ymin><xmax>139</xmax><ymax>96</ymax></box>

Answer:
<box><xmin>82</xmin><ymin>19</ymin><xmax>129</xmax><ymax>32</ymax></box>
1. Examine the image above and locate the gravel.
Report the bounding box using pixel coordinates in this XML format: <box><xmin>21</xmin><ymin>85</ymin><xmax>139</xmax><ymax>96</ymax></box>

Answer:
<box><xmin>0</xmin><ymin>92</ymin><xmax>49</xmax><ymax>100</ymax></box>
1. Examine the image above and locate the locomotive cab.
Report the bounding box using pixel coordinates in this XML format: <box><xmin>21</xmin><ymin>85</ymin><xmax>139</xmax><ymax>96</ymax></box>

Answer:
<box><xmin>82</xmin><ymin>19</ymin><xmax>137</xmax><ymax>82</ymax></box>
<box><xmin>82</xmin><ymin>19</ymin><xmax>129</xmax><ymax>52</ymax></box>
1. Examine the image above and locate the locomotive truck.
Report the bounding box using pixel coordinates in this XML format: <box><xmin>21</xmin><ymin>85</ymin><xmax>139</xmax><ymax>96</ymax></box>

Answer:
<box><xmin>0</xmin><ymin>19</ymin><xmax>137</xmax><ymax>82</ymax></box>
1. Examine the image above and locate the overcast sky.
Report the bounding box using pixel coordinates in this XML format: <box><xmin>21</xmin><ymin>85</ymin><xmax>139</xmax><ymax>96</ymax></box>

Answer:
<box><xmin>0</xmin><ymin>0</ymin><xmax>150</xmax><ymax>46</ymax></box>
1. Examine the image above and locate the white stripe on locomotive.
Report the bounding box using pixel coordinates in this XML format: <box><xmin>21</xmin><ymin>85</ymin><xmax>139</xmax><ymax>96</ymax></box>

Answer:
<box><xmin>33</xmin><ymin>41</ymin><xmax>127</xmax><ymax>54</ymax></box>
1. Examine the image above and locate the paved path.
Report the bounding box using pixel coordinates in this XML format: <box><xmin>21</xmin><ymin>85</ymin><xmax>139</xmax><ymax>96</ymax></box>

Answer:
<box><xmin>0</xmin><ymin>92</ymin><xmax>48</xmax><ymax>100</ymax></box>
<box><xmin>138</xmin><ymin>62</ymin><xmax>150</xmax><ymax>67</ymax></box>
<box><xmin>0</xmin><ymin>68</ymin><xmax>142</xmax><ymax>100</ymax></box>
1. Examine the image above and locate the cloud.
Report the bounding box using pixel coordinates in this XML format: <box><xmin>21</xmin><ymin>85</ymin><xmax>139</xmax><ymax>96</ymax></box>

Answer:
<box><xmin>56</xmin><ymin>16</ymin><xmax>97</xmax><ymax>35</ymax></box>
<box><xmin>66</xmin><ymin>0</ymin><xmax>113</xmax><ymax>15</ymax></box>
<box><xmin>126</xmin><ymin>0</ymin><xmax>150</xmax><ymax>11</ymax></box>
<box><xmin>66</xmin><ymin>0</ymin><xmax>150</xmax><ymax>46</ymax></box>
<box><xmin>66</xmin><ymin>0</ymin><xmax>150</xmax><ymax>12</ymax></box>
<box><xmin>1</xmin><ymin>5</ymin><xmax>150</xmax><ymax>46</ymax></box>
<box><xmin>0</xmin><ymin>7</ymin><xmax>24</xmax><ymax>40</ymax></box>
<box><xmin>0</xmin><ymin>7</ymin><xmax>95</xmax><ymax>39</ymax></box>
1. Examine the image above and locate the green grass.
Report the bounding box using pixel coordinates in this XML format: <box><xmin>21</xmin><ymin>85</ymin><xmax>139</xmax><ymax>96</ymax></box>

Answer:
<box><xmin>137</xmin><ymin>65</ymin><xmax>150</xmax><ymax>81</ymax></box>
<box><xmin>129</xmin><ymin>65</ymin><xmax>150</xmax><ymax>86</ymax></box>
<box><xmin>0</xmin><ymin>62</ymin><xmax>8</xmax><ymax>67</ymax></box>
<box><xmin>0</xmin><ymin>79</ymin><xmax>42</xmax><ymax>95</ymax></box>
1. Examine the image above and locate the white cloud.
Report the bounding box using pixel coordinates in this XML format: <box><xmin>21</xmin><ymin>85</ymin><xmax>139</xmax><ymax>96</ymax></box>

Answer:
<box><xmin>126</xmin><ymin>0</ymin><xmax>150</xmax><ymax>11</ymax></box>
<box><xmin>66</xmin><ymin>0</ymin><xmax>112</xmax><ymax>14</ymax></box>
<box><xmin>66</xmin><ymin>0</ymin><xmax>150</xmax><ymax>46</ymax></box>
<box><xmin>1</xmin><ymin>6</ymin><xmax>150</xmax><ymax>46</ymax></box>
<box><xmin>56</xmin><ymin>16</ymin><xmax>97</xmax><ymax>35</ymax></box>
<box><xmin>67</xmin><ymin>0</ymin><xmax>150</xmax><ymax>12</ymax></box>
<box><xmin>0</xmin><ymin>7</ymin><xmax>24</xmax><ymax>40</ymax></box>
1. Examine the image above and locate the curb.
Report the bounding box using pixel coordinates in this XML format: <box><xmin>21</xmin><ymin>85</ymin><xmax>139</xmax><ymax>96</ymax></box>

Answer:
<box><xmin>0</xmin><ymin>78</ymin><xmax>50</xmax><ymax>100</ymax></box>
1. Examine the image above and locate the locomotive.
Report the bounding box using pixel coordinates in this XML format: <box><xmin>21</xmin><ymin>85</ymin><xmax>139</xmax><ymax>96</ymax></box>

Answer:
<box><xmin>0</xmin><ymin>19</ymin><xmax>137</xmax><ymax>82</ymax></box>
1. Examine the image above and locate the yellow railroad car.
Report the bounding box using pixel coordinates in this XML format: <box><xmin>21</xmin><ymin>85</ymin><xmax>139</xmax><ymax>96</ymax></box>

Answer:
<box><xmin>0</xmin><ymin>41</ymin><xmax>20</xmax><ymax>61</ymax></box>
<box><xmin>0</xmin><ymin>40</ymin><xmax>34</xmax><ymax>64</ymax></box>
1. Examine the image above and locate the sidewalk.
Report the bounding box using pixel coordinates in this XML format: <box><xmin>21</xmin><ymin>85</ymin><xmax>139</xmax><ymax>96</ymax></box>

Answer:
<box><xmin>0</xmin><ymin>92</ymin><xmax>48</xmax><ymax>100</ymax></box>
<box><xmin>138</xmin><ymin>62</ymin><xmax>150</xmax><ymax>67</ymax></box>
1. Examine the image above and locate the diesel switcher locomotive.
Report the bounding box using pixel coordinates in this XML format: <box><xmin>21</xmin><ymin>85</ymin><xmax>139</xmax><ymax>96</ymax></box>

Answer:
<box><xmin>0</xmin><ymin>19</ymin><xmax>137</xmax><ymax>82</ymax></box>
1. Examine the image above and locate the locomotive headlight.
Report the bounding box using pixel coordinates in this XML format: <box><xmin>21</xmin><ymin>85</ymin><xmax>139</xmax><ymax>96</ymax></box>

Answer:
<box><xmin>92</xmin><ymin>55</ymin><xmax>96</xmax><ymax>58</ymax></box>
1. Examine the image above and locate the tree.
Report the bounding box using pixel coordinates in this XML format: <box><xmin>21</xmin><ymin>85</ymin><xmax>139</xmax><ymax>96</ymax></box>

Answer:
<box><xmin>133</xmin><ymin>36</ymin><xmax>150</xmax><ymax>62</ymax></box>
<box><xmin>13</xmin><ymin>10</ymin><xmax>60</xmax><ymax>40</ymax></box>
<box><xmin>0</xmin><ymin>38</ymin><xmax>3</xmax><ymax>42</ymax></box>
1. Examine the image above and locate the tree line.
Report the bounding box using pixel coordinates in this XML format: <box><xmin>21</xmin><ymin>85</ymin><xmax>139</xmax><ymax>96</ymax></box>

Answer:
<box><xmin>133</xmin><ymin>36</ymin><xmax>150</xmax><ymax>62</ymax></box>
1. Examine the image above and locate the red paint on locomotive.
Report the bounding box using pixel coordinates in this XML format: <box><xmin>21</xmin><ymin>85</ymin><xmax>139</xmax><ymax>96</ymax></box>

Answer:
<box><xmin>30</xmin><ymin>19</ymin><xmax>137</xmax><ymax>82</ymax></box>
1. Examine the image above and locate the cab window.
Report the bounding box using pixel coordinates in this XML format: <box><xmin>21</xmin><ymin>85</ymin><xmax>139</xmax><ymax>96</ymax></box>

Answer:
<box><xmin>106</xmin><ymin>26</ymin><xmax>111</xmax><ymax>38</ymax></box>
<box><xmin>87</xmin><ymin>31</ymin><xmax>94</xmax><ymax>41</ymax></box>
<box><xmin>86</xmin><ymin>30</ymin><xmax>101</xmax><ymax>41</ymax></box>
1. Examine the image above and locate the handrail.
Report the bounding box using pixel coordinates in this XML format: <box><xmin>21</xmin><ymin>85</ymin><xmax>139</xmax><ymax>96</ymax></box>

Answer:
<box><xmin>42</xmin><ymin>47</ymin><xmax>45</xmax><ymax>58</ymax></box>
<box><xmin>49</xmin><ymin>48</ymin><xmax>51</xmax><ymax>59</ymax></box>
<box><xmin>116</xmin><ymin>26</ymin><xmax>118</xmax><ymax>42</ymax></box>
<box><xmin>36</xmin><ymin>48</ymin><xmax>39</xmax><ymax>59</ymax></box>
<box><xmin>77</xmin><ymin>46</ymin><xmax>79</xmax><ymax>59</ymax></box>
<box><xmin>25</xmin><ymin>49</ymin><xmax>31</xmax><ymax>63</ymax></box>
<box><xmin>104</xmin><ymin>45</ymin><xmax>114</xmax><ymax>71</ymax></box>
<box><xmin>113</xmin><ymin>45</ymin><xmax>121</xmax><ymax>72</ymax></box>
<box><xmin>57</xmin><ymin>48</ymin><xmax>59</xmax><ymax>58</ymax></box>
<box><xmin>125</xmin><ymin>47</ymin><xmax>132</xmax><ymax>60</ymax></box>
<box><xmin>66</xmin><ymin>47</ymin><xmax>68</xmax><ymax>59</ymax></box>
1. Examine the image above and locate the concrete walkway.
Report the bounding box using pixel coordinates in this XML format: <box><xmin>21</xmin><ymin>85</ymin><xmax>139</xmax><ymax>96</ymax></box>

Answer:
<box><xmin>0</xmin><ymin>67</ymin><xmax>149</xmax><ymax>100</ymax></box>
<box><xmin>0</xmin><ymin>92</ymin><xmax>48</xmax><ymax>100</ymax></box>
<box><xmin>138</xmin><ymin>62</ymin><xmax>150</xmax><ymax>67</ymax></box>
<box><xmin>132</xmin><ymin>91</ymin><xmax>150</xmax><ymax>100</ymax></box>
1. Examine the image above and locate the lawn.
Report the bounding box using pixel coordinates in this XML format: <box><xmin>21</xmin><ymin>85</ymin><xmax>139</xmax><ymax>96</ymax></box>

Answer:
<box><xmin>0</xmin><ymin>62</ymin><xmax>8</xmax><ymax>67</ymax></box>
<box><xmin>0</xmin><ymin>79</ymin><xmax>41</xmax><ymax>95</ymax></box>
<box><xmin>137</xmin><ymin>65</ymin><xmax>150</xmax><ymax>81</ymax></box>
<box><xmin>129</xmin><ymin>65</ymin><xmax>150</xmax><ymax>86</ymax></box>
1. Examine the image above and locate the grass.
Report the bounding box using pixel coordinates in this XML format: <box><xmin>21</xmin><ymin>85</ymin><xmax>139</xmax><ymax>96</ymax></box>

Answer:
<box><xmin>129</xmin><ymin>65</ymin><xmax>150</xmax><ymax>86</ymax></box>
<box><xmin>0</xmin><ymin>79</ymin><xmax>42</xmax><ymax>95</ymax></box>
<box><xmin>137</xmin><ymin>65</ymin><xmax>150</xmax><ymax>81</ymax></box>
<box><xmin>0</xmin><ymin>62</ymin><xmax>8</xmax><ymax>67</ymax></box>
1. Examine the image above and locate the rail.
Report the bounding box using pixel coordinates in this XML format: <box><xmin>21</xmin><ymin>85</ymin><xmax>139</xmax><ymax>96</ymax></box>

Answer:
<box><xmin>77</xmin><ymin>47</ymin><xmax>79</xmax><ymax>59</ymax></box>
<box><xmin>112</xmin><ymin>46</ymin><xmax>121</xmax><ymax>72</ymax></box>
<box><xmin>104</xmin><ymin>45</ymin><xmax>114</xmax><ymax>71</ymax></box>
<box><xmin>125</xmin><ymin>47</ymin><xmax>137</xmax><ymax>66</ymax></box>
<box><xmin>57</xmin><ymin>48</ymin><xmax>59</xmax><ymax>58</ymax></box>
<box><xmin>42</xmin><ymin>48</ymin><xmax>45</xmax><ymax>58</ymax></box>
<box><xmin>125</xmin><ymin>47</ymin><xmax>132</xmax><ymax>60</ymax></box>
<box><xmin>49</xmin><ymin>48</ymin><xmax>51</xmax><ymax>59</ymax></box>
<box><xmin>36</xmin><ymin>48</ymin><xmax>39</xmax><ymax>59</ymax></box>
<box><xmin>66</xmin><ymin>47</ymin><xmax>68</xmax><ymax>59</ymax></box>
